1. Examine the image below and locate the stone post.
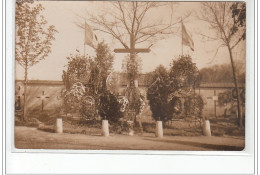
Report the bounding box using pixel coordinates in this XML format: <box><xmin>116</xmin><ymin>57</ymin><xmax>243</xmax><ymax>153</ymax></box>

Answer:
<box><xmin>56</xmin><ymin>118</ymin><xmax>63</xmax><ymax>133</ymax></box>
<box><xmin>156</xmin><ymin>121</ymin><xmax>163</xmax><ymax>138</ymax></box>
<box><xmin>202</xmin><ymin>120</ymin><xmax>211</xmax><ymax>136</ymax></box>
<box><xmin>102</xmin><ymin>120</ymin><xmax>109</xmax><ymax>136</ymax></box>
<box><xmin>134</xmin><ymin>79</ymin><xmax>138</xmax><ymax>88</ymax></box>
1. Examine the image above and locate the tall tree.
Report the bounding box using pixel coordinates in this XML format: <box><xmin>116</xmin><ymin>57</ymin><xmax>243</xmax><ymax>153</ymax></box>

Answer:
<box><xmin>77</xmin><ymin>2</ymin><xmax>185</xmax><ymax>48</ymax></box>
<box><xmin>169</xmin><ymin>55</ymin><xmax>200</xmax><ymax>91</ymax></box>
<box><xmin>87</xmin><ymin>42</ymin><xmax>114</xmax><ymax>118</ymax></box>
<box><xmin>15</xmin><ymin>0</ymin><xmax>57</xmax><ymax>121</ymax></box>
<box><xmin>200</xmin><ymin>2</ymin><xmax>246</xmax><ymax>126</ymax></box>
<box><xmin>168</xmin><ymin>55</ymin><xmax>203</xmax><ymax>118</ymax></box>
<box><xmin>88</xmin><ymin>41</ymin><xmax>114</xmax><ymax>96</ymax></box>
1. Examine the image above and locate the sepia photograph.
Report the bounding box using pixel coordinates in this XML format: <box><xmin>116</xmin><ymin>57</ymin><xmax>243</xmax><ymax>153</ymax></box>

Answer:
<box><xmin>14</xmin><ymin>0</ymin><xmax>246</xmax><ymax>151</ymax></box>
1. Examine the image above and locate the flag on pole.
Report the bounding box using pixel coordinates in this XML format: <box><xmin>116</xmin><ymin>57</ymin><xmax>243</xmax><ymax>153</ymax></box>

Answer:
<box><xmin>84</xmin><ymin>21</ymin><xmax>97</xmax><ymax>47</ymax></box>
<box><xmin>182</xmin><ymin>22</ymin><xmax>194</xmax><ymax>51</ymax></box>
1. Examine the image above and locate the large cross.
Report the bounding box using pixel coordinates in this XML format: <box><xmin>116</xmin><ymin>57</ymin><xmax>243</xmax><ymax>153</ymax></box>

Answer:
<box><xmin>37</xmin><ymin>91</ymin><xmax>50</xmax><ymax>111</ymax></box>
<box><xmin>114</xmin><ymin>34</ymin><xmax>151</xmax><ymax>87</ymax></box>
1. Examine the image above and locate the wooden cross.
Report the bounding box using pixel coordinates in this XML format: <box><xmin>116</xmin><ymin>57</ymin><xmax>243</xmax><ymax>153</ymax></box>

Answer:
<box><xmin>206</xmin><ymin>90</ymin><xmax>218</xmax><ymax>118</ymax></box>
<box><xmin>114</xmin><ymin>34</ymin><xmax>151</xmax><ymax>54</ymax></box>
<box><xmin>114</xmin><ymin>34</ymin><xmax>151</xmax><ymax>87</ymax></box>
<box><xmin>37</xmin><ymin>91</ymin><xmax>49</xmax><ymax>111</ymax></box>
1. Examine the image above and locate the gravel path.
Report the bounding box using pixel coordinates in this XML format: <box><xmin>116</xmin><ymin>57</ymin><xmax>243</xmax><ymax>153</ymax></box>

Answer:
<box><xmin>15</xmin><ymin>126</ymin><xmax>245</xmax><ymax>151</ymax></box>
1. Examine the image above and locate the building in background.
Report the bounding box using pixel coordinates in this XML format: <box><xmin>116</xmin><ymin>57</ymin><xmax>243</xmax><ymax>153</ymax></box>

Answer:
<box><xmin>15</xmin><ymin>76</ymin><xmax>245</xmax><ymax>121</ymax></box>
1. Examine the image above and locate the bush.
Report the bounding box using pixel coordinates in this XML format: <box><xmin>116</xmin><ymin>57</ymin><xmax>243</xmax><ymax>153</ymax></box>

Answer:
<box><xmin>79</xmin><ymin>96</ymin><xmax>96</xmax><ymax>120</ymax></box>
<box><xmin>26</xmin><ymin>108</ymin><xmax>54</xmax><ymax>123</ymax></box>
<box><xmin>98</xmin><ymin>91</ymin><xmax>124</xmax><ymax>123</ymax></box>
<box><xmin>147</xmin><ymin>65</ymin><xmax>176</xmax><ymax>122</ymax></box>
<box><xmin>142</xmin><ymin>122</ymin><xmax>156</xmax><ymax>133</ymax></box>
<box><xmin>15</xmin><ymin>117</ymin><xmax>40</xmax><ymax>127</ymax></box>
<box><xmin>184</xmin><ymin>94</ymin><xmax>204</xmax><ymax>118</ymax></box>
<box><xmin>109</xmin><ymin>121</ymin><xmax>131</xmax><ymax>134</ymax></box>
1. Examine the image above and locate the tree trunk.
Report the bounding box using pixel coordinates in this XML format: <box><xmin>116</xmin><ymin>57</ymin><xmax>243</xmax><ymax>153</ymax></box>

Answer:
<box><xmin>227</xmin><ymin>46</ymin><xmax>243</xmax><ymax>127</ymax></box>
<box><xmin>23</xmin><ymin>64</ymin><xmax>28</xmax><ymax>122</ymax></box>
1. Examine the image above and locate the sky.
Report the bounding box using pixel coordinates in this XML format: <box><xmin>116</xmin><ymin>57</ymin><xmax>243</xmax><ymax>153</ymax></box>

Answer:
<box><xmin>15</xmin><ymin>1</ymin><xmax>246</xmax><ymax>81</ymax></box>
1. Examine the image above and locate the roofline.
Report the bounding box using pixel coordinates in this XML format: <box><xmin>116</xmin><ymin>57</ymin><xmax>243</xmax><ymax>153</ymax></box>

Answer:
<box><xmin>199</xmin><ymin>83</ymin><xmax>245</xmax><ymax>89</ymax></box>
<box><xmin>15</xmin><ymin>80</ymin><xmax>64</xmax><ymax>86</ymax></box>
<box><xmin>15</xmin><ymin>79</ymin><xmax>245</xmax><ymax>89</ymax></box>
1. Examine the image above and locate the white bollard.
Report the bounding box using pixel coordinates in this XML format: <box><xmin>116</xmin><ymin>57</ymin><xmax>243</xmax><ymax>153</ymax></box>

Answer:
<box><xmin>56</xmin><ymin>118</ymin><xmax>63</xmax><ymax>133</ymax></box>
<box><xmin>202</xmin><ymin>120</ymin><xmax>211</xmax><ymax>136</ymax></box>
<box><xmin>156</xmin><ymin>121</ymin><xmax>163</xmax><ymax>138</ymax></box>
<box><xmin>128</xmin><ymin>129</ymin><xmax>134</xmax><ymax>136</ymax></box>
<box><xmin>102</xmin><ymin>120</ymin><xmax>109</xmax><ymax>136</ymax></box>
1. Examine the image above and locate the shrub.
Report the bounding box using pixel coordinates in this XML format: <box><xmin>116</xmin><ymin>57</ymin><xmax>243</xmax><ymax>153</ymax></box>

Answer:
<box><xmin>98</xmin><ymin>91</ymin><xmax>124</xmax><ymax>123</ymax></box>
<box><xmin>79</xmin><ymin>96</ymin><xmax>96</xmax><ymax>119</ymax></box>
<box><xmin>147</xmin><ymin>65</ymin><xmax>176</xmax><ymax>122</ymax></box>
<box><xmin>109</xmin><ymin>121</ymin><xmax>132</xmax><ymax>134</ymax></box>
<box><xmin>184</xmin><ymin>94</ymin><xmax>204</xmax><ymax>118</ymax></box>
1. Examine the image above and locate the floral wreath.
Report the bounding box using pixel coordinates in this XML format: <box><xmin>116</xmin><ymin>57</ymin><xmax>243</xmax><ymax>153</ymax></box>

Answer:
<box><xmin>118</xmin><ymin>96</ymin><xmax>129</xmax><ymax>112</ymax></box>
<box><xmin>118</xmin><ymin>96</ymin><xmax>145</xmax><ymax>114</ymax></box>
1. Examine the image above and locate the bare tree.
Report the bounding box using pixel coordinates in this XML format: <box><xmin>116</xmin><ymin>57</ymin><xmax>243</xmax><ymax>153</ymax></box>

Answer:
<box><xmin>16</xmin><ymin>0</ymin><xmax>57</xmax><ymax>121</ymax></box>
<box><xmin>76</xmin><ymin>2</ymin><xmax>188</xmax><ymax>48</ymax></box>
<box><xmin>200</xmin><ymin>2</ymin><xmax>246</xmax><ymax>127</ymax></box>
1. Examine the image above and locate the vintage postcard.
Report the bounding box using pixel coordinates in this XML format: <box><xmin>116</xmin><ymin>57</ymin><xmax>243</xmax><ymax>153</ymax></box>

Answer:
<box><xmin>14</xmin><ymin>0</ymin><xmax>246</xmax><ymax>151</ymax></box>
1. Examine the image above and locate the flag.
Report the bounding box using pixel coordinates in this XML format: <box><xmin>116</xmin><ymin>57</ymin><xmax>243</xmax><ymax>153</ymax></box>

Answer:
<box><xmin>84</xmin><ymin>21</ymin><xmax>94</xmax><ymax>47</ymax></box>
<box><xmin>182</xmin><ymin>22</ymin><xmax>194</xmax><ymax>51</ymax></box>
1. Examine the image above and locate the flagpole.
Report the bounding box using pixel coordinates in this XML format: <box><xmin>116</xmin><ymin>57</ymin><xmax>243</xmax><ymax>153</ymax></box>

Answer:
<box><xmin>181</xmin><ymin>17</ymin><xmax>183</xmax><ymax>55</ymax></box>
<box><xmin>84</xmin><ymin>20</ymin><xmax>86</xmax><ymax>58</ymax></box>
<box><xmin>84</xmin><ymin>44</ymin><xmax>86</xmax><ymax>57</ymax></box>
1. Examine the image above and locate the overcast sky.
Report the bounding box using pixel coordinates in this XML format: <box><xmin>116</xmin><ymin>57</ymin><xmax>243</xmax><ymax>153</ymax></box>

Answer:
<box><xmin>15</xmin><ymin>1</ymin><xmax>246</xmax><ymax>81</ymax></box>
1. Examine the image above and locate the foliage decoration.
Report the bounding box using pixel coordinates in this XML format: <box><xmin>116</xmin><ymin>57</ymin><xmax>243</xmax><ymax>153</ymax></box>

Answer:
<box><xmin>147</xmin><ymin>65</ymin><xmax>177</xmax><ymax>122</ymax></box>
<box><xmin>169</xmin><ymin>55</ymin><xmax>200</xmax><ymax>90</ymax></box>
<box><xmin>122</xmin><ymin>54</ymin><xmax>143</xmax><ymax>80</ymax></box>
<box><xmin>118</xmin><ymin>96</ymin><xmax>129</xmax><ymax>113</ymax></box>
<box><xmin>62</xmin><ymin>52</ymin><xmax>91</xmax><ymax>90</ymax></box>
<box><xmin>184</xmin><ymin>94</ymin><xmax>204</xmax><ymax>118</ymax></box>
<box><xmin>98</xmin><ymin>91</ymin><xmax>124</xmax><ymax>123</ymax></box>
<box><xmin>63</xmin><ymin>82</ymin><xmax>86</xmax><ymax>113</ymax></box>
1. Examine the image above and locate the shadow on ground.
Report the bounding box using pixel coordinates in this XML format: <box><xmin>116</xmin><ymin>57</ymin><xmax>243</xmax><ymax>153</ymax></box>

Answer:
<box><xmin>143</xmin><ymin>138</ymin><xmax>244</xmax><ymax>151</ymax></box>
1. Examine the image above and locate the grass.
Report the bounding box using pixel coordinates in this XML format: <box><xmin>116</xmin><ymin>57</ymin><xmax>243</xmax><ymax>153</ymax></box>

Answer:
<box><xmin>15</xmin><ymin>109</ymin><xmax>245</xmax><ymax>137</ymax></box>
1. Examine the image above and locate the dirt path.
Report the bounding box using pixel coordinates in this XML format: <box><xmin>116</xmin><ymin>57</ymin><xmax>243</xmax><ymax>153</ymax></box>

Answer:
<box><xmin>15</xmin><ymin>126</ymin><xmax>245</xmax><ymax>151</ymax></box>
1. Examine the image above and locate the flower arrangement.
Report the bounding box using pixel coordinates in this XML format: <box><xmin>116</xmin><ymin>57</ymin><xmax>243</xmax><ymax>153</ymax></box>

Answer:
<box><xmin>138</xmin><ymin>96</ymin><xmax>145</xmax><ymax>114</ymax></box>
<box><xmin>69</xmin><ymin>82</ymin><xmax>86</xmax><ymax>100</ymax></box>
<box><xmin>118</xmin><ymin>96</ymin><xmax>129</xmax><ymax>112</ymax></box>
<box><xmin>63</xmin><ymin>82</ymin><xmax>86</xmax><ymax>113</ymax></box>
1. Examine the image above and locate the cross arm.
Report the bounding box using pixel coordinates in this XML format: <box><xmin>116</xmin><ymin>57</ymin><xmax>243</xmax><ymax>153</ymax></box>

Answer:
<box><xmin>114</xmin><ymin>48</ymin><xmax>151</xmax><ymax>53</ymax></box>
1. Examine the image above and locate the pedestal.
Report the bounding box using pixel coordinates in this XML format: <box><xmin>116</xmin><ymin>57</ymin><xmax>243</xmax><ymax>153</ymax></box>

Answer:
<box><xmin>202</xmin><ymin>120</ymin><xmax>211</xmax><ymax>136</ymax></box>
<box><xmin>56</xmin><ymin>118</ymin><xmax>63</xmax><ymax>133</ymax></box>
<box><xmin>156</xmin><ymin>121</ymin><xmax>163</xmax><ymax>138</ymax></box>
<box><xmin>127</xmin><ymin>121</ymin><xmax>134</xmax><ymax>136</ymax></box>
<box><xmin>102</xmin><ymin>120</ymin><xmax>109</xmax><ymax>136</ymax></box>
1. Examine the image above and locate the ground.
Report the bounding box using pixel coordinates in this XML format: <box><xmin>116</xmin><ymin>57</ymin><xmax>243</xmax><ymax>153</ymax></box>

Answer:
<box><xmin>15</xmin><ymin>126</ymin><xmax>244</xmax><ymax>151</ymax></box>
